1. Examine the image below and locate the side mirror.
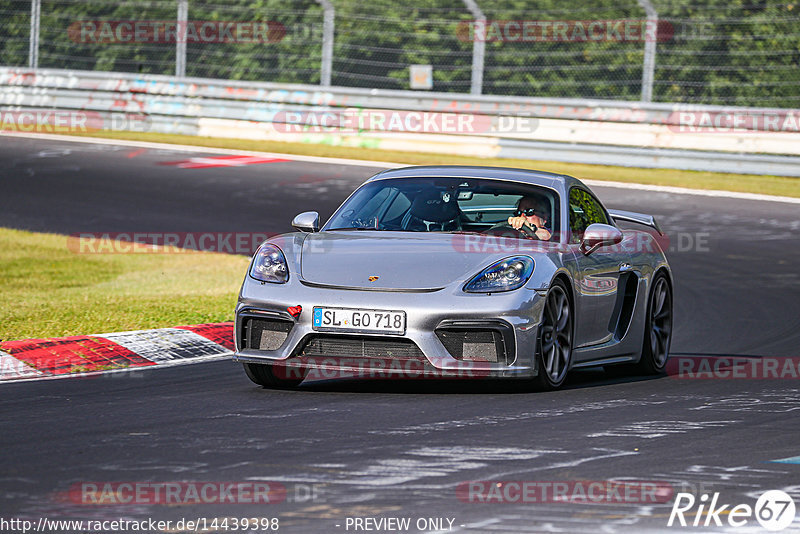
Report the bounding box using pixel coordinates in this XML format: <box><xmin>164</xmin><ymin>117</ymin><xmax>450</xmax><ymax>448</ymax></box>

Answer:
<box><xmin>292</xmin><ymin>211</ymin><xmax>320</xmax><ymax>233</ymax></box>
<box><xmin>580</xmin><ymin>223</ymin><xmax>623</xmax><ymax>255</ymax></box>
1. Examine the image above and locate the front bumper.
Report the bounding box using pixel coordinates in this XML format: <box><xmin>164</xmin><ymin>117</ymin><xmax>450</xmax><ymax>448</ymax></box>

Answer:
<box><xmin>232</xmin><ymin>278</ymin><xmax>546</xmax><ymax>379</ymax></box>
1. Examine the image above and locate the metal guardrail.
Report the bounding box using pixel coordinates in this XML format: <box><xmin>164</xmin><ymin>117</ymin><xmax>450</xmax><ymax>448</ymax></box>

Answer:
<box><xmin>6</xmin><ymin>67</ymin><xmax>798</xmax><ymax>124</ymax></box>
<box><xmin>2</xmin><ymin>67</ymin><xmax>800</xmax><ymax>177</ymax></box>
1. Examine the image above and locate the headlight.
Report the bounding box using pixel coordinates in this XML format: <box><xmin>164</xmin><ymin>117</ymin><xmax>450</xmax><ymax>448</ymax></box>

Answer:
<box><xmin>463</xmin><ymin>256</ymin><xmax>534</xmax><ymax>293</ymax></box>
<box><xmin>249</xmin><ymin>244</ymin><xmax>289</xmax><ymax>284</ymax></box>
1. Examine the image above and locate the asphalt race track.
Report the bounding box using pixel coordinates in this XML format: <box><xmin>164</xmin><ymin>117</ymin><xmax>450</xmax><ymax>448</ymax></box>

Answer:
<box><xmin>1</xmin><ymin>135</ymin><xmax>799</xmax><ymax>533</ymax></box>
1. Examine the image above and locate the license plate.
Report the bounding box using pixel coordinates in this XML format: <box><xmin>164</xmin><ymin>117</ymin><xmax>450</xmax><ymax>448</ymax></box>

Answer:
<box><xmin>312</xmin><ymin>307</ymin><xmax>406</xmax><ymax>335</ymax></box>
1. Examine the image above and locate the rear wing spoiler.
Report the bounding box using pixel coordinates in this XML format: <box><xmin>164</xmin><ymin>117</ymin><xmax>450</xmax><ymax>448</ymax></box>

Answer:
<box><xmin>608</xmin><ymin>209</ymin><xmax>664</xmax><ymax>236</ymax></box>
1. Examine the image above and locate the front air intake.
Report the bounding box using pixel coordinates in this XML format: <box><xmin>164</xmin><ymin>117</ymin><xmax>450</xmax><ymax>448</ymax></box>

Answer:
<box><xmin>241</xmin><ymin>316</ymin><xmax>294</xmax><ymax>351</ymax></box>
<box><xmin>294</xmin><ymin>335</ymin><xmax>426</xmax><ymax>361</ymax></box>
<box><xmin>435</xmin><ymin>321</ymin><xmax>515</xmax><ymax>365</ymax></box>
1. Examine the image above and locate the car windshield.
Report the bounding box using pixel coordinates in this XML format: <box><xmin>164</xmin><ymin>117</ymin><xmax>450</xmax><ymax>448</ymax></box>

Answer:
<box><xmin>325</xmin><ymin>177</ymin><xmax>560</xmax><ymax>238</ymax></box>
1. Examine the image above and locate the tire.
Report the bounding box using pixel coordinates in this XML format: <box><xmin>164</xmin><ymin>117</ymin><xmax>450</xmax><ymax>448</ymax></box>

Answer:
<box><xmin>635</xmin><ymin>272</ymin><xmax>673</xmax><ymax>374</ymax></box>
<box><xmin>243</xmin><ymin>362</ymin><xmax>306</xmax><ymax>389</ymax></box>
<box><xmin>532</xmin><ymin>279</ymin><xmax>574</xmax><ymax>390</ymax></box>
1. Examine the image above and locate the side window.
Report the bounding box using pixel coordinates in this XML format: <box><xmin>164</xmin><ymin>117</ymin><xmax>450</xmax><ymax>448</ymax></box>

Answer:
<box><xmin>569</xmin><ymin>188</ymin><xmax>609</xmax><ymax>243</ymax></box>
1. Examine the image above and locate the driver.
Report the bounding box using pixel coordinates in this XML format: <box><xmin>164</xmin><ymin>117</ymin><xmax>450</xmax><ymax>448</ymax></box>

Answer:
<box><xmin>506</xmin><ymin>195</ymin><xmax>552</xmax><ymax>240</ymax></box>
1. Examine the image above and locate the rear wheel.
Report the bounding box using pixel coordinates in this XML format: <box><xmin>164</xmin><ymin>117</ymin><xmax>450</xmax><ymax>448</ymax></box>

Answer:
<box><xmin>635</xmin><ymin>273</ymin><xmax>672</xmax><ymax>374</ymax></box>
<box><xmin>243</xmin><ymin>362</ymin><xmax>306</xmax><ymax>389</ymax></box>
<box><xmin>533</xmin><ymin>280</ymin><xmax>574</xmax><ymax>390</ymax></box>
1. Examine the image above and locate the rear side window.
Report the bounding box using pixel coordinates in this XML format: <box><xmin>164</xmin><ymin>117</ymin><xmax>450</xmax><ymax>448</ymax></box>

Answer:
<box><xmin>568</xmin><ymin>188</ymin><xmax>609</xmax><ymax>243</ymax></box>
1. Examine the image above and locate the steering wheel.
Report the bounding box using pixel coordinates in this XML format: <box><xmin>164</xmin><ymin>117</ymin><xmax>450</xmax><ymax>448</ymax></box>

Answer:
<box><xmin>483</xmin><ymin>223</ymin><xmax>540</xmax><ymax>240</ymax></box>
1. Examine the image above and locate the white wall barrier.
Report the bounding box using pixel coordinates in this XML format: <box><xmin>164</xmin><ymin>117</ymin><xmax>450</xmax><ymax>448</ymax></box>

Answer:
<box><xmin>2</xmin><ymin>67</ymin><xmax>800</xmax><ymax>176</ymax></box>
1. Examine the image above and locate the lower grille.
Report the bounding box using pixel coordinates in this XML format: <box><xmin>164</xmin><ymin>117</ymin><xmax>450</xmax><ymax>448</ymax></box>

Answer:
<box><xmin>295</xmin><ymin>335</ymin><xmax>425</xmax><ymax>361</ymax></box>
<box><xmin>436</xmin><ymin>327</ymin><xmax>512</xmax><ymax>364</ymax></box>
<box><xmin>241</xmin><ymin>317</ymin><xmax>294</xmax><ymax>351</ymax></box>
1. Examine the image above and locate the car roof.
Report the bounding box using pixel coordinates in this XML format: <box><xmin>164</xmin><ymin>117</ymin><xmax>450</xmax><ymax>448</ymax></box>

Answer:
<box><xmin>367</xmin><ymin>165</ymin><xmax>587</xmax><ymax>194</ymax></box>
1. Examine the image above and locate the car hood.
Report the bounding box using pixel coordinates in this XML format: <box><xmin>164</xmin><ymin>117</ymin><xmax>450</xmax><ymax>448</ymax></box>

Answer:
<box><xmin>299</xmin><ymin>231</ymin><xmax>555</xmax><ymax>290</ymax></box>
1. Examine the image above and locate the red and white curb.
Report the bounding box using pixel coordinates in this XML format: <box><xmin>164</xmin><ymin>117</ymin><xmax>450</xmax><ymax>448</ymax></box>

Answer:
<box><xmin>159</xmin><ymin>154</ymin><xmax>290</xmax><ymax>169</ymax></box>
<box><xmin>0</xmin><ymin>322</ymin><xmax>233</xmax><ymax>382</ymax></box>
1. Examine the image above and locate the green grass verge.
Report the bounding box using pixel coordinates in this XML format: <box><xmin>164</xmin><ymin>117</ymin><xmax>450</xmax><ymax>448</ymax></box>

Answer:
<box><xmin>0</xmin><ymin>227</ymin><xmax>247</xmax><ymax>341</ymax></box>
<box><xmin>70</xmin><ymin>130</ymin><xmax>800</xmax><ymax>198</ymax></box>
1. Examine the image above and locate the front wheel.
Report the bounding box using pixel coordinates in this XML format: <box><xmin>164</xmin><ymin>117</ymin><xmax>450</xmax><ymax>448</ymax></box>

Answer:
<box><xmin>532</xmin><ymin>280</ymin><xmax>574</xmax><ymax>390</ymax></box>
<box><xmin>635</xmin><ymin>273</ymin><xmax>673</xmax><ymax>374</ymax></box>
<box><xmin>243</xmin><ymin>362</ymin><xmax>306</xmax><ymax>389</ymax></box>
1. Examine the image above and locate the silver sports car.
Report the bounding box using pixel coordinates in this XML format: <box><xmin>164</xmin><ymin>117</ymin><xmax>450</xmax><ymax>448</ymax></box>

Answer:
<box><xmin>233</xmin><ymin>166</ymin><xmax>672</xmax><ymax>390</ymax></box>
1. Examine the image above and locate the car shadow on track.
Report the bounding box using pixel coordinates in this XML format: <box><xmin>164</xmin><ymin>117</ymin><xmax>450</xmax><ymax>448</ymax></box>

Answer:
<box><xmin>249</xmin><ymin>351</ymin><xmax>783</xmax><ymax>395</ymax></box>
<box><xmin>281</xmin><ymin>367</ymin><xmax>667</xmax><ymax>395</ymax></box>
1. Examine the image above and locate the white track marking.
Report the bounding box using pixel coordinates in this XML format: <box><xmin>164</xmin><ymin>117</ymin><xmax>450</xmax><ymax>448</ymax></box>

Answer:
<box><xmin>582</xmin><ymin>178</ymin><xmax>800</xmax><ymax>205</ymax></box>
<box><xmin>3</xmin><ymin>131</ymin><xmax>798</xmax><ymax>204</ymax></box>
<box><xmin>408</xmin><ymin>447</ymin><xmax>560</xmax><ymax>461</ymax></box>
<box><xmin>587</xmin><ymin>420</ymin><xmax>739</xmax><ymax>439</ymax></box>
<box><xmin>373</xmin><ymin>399</ymin><xmax>667</xmax><ymax>436</ymax></box>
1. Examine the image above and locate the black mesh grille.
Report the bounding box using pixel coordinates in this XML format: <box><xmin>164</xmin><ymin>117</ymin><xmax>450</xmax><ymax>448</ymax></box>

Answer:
<box><xmin>295</xmin><ymin>335</ymin><xmax>425</xmax><ymax>361</ymax></box>
<box><xmin>242</xmin><ymin>317</ymin><xmax>293</xmax><ymax>351</ymax></box>
<box><xmin>436</xmin><ymin>329</ymin><xmax>507</xmax><ymax>364</ymax></box>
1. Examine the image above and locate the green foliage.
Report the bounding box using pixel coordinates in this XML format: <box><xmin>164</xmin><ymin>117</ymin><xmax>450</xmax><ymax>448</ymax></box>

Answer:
<box><xmin>0</xmin><ymin>0</ymin><xmax>797</xmax><ymax>106</ymax></box>
<box><xmin>0</xmin><ymin>0</ymin><xmax>31</xmax><ymax>66</ymax></box>
<box><xmin>0</xmin><ymin>227</ymin><xmax>247</xmax><ymax>340</ymax></box>
<box><xmin>568</xmin><ymin>187</ymin><xmax>608</xmax><ymax>241</ymax></box>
